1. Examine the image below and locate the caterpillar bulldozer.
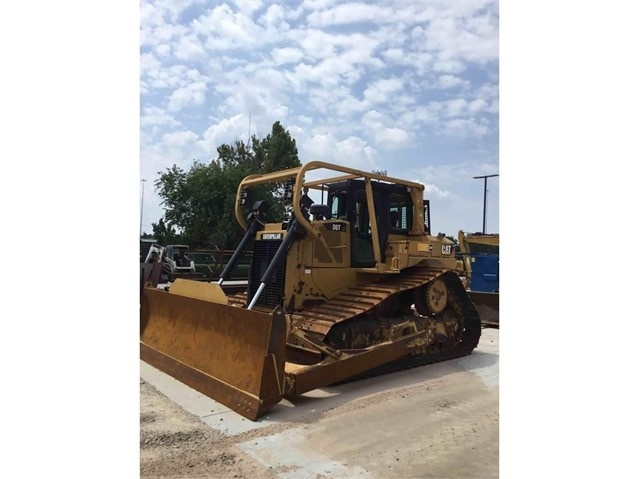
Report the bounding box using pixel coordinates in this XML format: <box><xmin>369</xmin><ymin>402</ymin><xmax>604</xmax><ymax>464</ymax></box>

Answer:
<box><xmin>458</xmin><ymin>230</ymin><xmax>499</xmax><ymax>327</ymax></box>
<box><xmin>140</xmin><ymin>161</ymin><xmax>481</xmax><ymax>421</ymax></box>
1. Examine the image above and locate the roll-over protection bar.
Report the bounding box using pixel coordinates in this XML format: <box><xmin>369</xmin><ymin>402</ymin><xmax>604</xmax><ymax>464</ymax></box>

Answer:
<box><xmin>233</xmin><ymin>160</ymin><xmax>427</xmax><ymax>238</ymax></box>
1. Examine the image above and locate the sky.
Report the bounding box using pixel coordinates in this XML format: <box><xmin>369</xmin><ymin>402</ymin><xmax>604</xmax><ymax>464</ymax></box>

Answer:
<box><xmin>140</xmin><ymin>0</ymin><xmax>500</xmax><ymax>238</ymax></box>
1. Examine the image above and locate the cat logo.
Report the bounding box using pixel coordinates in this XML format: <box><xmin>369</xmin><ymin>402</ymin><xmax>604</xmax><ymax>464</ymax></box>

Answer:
<box><xmin>441</xmin><ymin>244</ymin><xmax>452</xmax><ymax>255</ymax></box>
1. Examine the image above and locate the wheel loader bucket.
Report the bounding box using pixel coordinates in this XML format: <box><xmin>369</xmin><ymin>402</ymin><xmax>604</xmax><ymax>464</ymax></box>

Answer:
<box><xmin>140</xmin><ymin>280</ymin><xmax>287</xmax><ymax>420</ymax></box>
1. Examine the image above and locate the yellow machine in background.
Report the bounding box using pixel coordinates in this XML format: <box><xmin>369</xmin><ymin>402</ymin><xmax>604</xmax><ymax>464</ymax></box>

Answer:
<box><xmin>457</xmin><ymin>230</ymin><xmax>499</xmax><ymax>327</ymax></box>
<box><xmin>141</xmin><ymin>161</ymin><xmax>482</xmax><ymax>420</ymax></box>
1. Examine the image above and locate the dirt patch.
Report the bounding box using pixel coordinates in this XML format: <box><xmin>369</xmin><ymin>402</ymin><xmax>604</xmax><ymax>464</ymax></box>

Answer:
<box><xmin>140</xmin><ymin>379</ymin><xmax>275</xmax><ymax>479</ymax></box>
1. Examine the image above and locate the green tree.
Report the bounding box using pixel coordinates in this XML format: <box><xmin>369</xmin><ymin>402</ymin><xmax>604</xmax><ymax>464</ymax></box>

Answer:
<box><xmin>445</xmin><ymin>235</ymin><xmax>458</xmax><ymax>246</ymax></box>
<box><xmin>151</xmin><ymin>218</ymin><xmax>179</xmax><ymax>246</ymax></box>
<box><xmin>151</xmin><ymin>121</ymin><xmax>300</xmax><ymax>249</ymax></box>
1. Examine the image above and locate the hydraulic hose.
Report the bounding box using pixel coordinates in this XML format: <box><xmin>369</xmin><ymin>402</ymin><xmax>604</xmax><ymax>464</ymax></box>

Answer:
<box><xmin>218</xmin><ymin>208</ymin><xmax>266</xmax><ymax>285</ymax></box>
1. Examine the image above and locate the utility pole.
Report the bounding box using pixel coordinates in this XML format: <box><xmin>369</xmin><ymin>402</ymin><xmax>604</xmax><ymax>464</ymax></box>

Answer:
<box><xmin>473</xmin><ymin>174</ymin><xmax>498</xmax><ymax>234</ymax></box>
<box><xmin>140</xmin><ymin>179</ymin><xmax>147</xmax><ymax>238</ymax></box>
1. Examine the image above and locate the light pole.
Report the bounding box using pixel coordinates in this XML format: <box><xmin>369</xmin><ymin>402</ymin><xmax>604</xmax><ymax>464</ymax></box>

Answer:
<box><xmin>140</xmin><ymin>179</ymin><xmax>147</xmax><ymax>238</ymax></box>
<box><xmin>473</xmin><ymin>174</ymin><xmax>498</xmax><ymax>234</ymax></box>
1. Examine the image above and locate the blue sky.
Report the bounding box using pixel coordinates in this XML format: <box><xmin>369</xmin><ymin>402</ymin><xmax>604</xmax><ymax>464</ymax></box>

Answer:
<box><xmin>140</xmin><ymin>0</ymin><xmax>500</xmax><ymax>237</ymax></box>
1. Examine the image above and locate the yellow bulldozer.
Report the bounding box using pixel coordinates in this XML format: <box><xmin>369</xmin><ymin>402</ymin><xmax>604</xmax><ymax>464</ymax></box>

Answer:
<box><xmin>140</xmin><ymin>161</ymin><xmax>482</xmax><ymax>421</ymax></box>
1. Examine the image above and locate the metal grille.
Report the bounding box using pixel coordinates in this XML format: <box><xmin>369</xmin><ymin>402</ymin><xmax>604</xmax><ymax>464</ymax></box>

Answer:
<box><xmin>248</xmin><ymin>239</ymin><xmax>285</xmax><ymax>308</ymax></box>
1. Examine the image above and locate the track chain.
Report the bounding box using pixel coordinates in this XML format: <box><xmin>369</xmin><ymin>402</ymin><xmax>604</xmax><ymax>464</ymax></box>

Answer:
<box><xmin>228</xmin><ymin>267</ymin><xmax>482</xmax><ymax>380</ymax></box>
<box><xmin>332</xmin><ymin>271</ymin><xmax>482</xmax><ymax>385</ymax></box>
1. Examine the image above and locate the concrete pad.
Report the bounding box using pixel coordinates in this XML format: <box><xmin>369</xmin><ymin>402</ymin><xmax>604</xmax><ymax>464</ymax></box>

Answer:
<box><xmin>237</xmin><ymin>428</ymin><xmax>373</xmax><ymax>478</ymax></box>
<box><xmin>140</xmin><ymin>327</ymin><xmax>498</xmax><ymax>436</ymax></box>
<box><xmin>141</xmin><ymin>326</ymin><xmax>499</xmax><ymax>478</ymax></box>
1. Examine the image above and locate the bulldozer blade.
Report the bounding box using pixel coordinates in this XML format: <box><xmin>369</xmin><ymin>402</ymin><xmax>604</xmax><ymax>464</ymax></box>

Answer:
<box><xmin>140</xmin><ymin>282</ymin><xmax>287</xmax><ymax>421</ymax></box>
<box><xmin>168</xmin><ymin>278</ymin><xmax>229</xmax><ymax>305</ymax></box>
<box><xmin>469</xmin><ymin>291</ymin><xmax>499</xmax><ymax>327</ymax></box>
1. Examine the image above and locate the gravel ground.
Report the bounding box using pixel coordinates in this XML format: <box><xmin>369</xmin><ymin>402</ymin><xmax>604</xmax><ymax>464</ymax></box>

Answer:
<box><xmin>140</xmin><ymin>379</ymin><xmax>274</xmax><ymax>479</ymax></box>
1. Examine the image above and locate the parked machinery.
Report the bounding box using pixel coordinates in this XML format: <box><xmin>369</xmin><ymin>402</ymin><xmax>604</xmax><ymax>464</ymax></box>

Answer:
<box><xmin>457</xmin><ymin>230</ymin><xmax>499</xmax><ymax>327</ymax></box>
<box><xmin>140</xmin><ymin>243</ymin><xmax>164</xmax><ymax>293</ymax></box>
<box><xmin>159</xmin><ymin>244</ymin><xmax>204</xmax><ymax>282</ymax></box>
<box><xmin>141</xmin><ymin>161</ymin><xmax>481</xmax><ymax>420</ymax></box>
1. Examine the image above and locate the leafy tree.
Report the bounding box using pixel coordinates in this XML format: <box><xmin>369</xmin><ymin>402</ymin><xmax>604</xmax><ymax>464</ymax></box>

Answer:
<box><xmin>151</xmin><ymin>121</ymin><xmax>300</xmax><ymax>249</ymax></box>
<box><xmin>151</xmin><ymin>218</ymin><xmax>179</xmax><ymax>246</ymax></box>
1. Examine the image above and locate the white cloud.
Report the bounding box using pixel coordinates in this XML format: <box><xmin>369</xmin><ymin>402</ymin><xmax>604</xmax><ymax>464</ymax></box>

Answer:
<box><xmin>295</xmin><ymin>115</ymin><xmax>313</xmax><ymax>126</ymax></box>
<box><xmin>432</xmin><ymin>59</ymin><xmax>466</xmax><ymax>74</ymax></box>
<box><xmin>445</xmin><ymin>98</ymin><xmax>469</xmax><ymax>118</ymax></box>
<box><xmin>140</xmin><ymin>7</ymin><xmax>188</xmax><ymax>49</ymax></box>
<box><xmin>437</xmin><ymin>74</ymin><xmax>466</xmax><ymax>89</ymax></box>
<box><xmin>306</xmin><ymin>2</ymin><xmax>390</xmax><ymax>27</ymax></box>
<box><xmin>468</xmin><ymin>98</ymin><xmax>489</xmax><ymax>113</ymax></box>
<box><xmin>141</xmin><ymin>58</ymin><xmax>208</xmax><ymax>92</ymax></box>
<box><xmin>193</xmin><ymin>4</ymin><xmax>263</xmax><ymax>51</ymax></box>
<box><xmin>301</xmin><ymin>132</ymin><xmax>377</xmax><ymax>168</ymax></box>
<box><xmin>487</xmin><ymin>98</ymin><xmax>499</xmax><ymax>114</ymax></box>
<box><xmin>258</xmin><ymin>4</ymin><xmax>290</xmax><ymax>30</ymax></box>
<box><xmin>421</xmin><ymin>6</ymin><xmax>498</xmax><ymax>65</ymax></box>
<box><xmin>140</xmin><ymin>52</ymin><xmax>162</xmax><ymax>79</ymax></box>
<box><xmin>162</xmin><ymin>130</ymin><xmax>199</xmax><ymax>148</ymax></box>
<box><xmin>301</xmin><ymin>0</ymin><xmax>339</xmax><ymax>11</ymax></box>
<box><xmin>297</xmin><ymin>29</ymin><xmax>340</xmax><ymax>60</ymax></box>
<box><xmin>287</xmin><ymin>124</ymin><xmax>306</xmax><ymax>138</ymax></box>
<box><xmin>376</xmin><ymin>127</ymin><xmax>410</xmax><ymax>146</ymax></box>
<box><xmin>271</xmin><ymin>47</ymin><xmax>305</xmax><ymax>65</ymax></box>
<box><xmin>440</xmin><ymin>118</ymin><xmax>490</xmax><ymax>137</ymax></box>
<box><xmin>334</xmin><ymin>95</ymin><xmax>367</xmax><ymax>117</ymax></box>
<box><xmin>140</xmin><ymin>106</ymin><xmax>180</xmax><ymax>129</ymax></box>
<box><xmin>173</xmin><ymin>34</ymin><xmax>206</xmax><ymax>61</ymax></box>
<box><xmin>363</xmin><ymin>77</ymin><xmax>404</xmax><ymax>105</ymax></box>
<box><xmin>424</xmin><ymin>183</ymin><xmax>452</xmax><ymax>199</ymax></box>
<box><xmin>361</xmin><ymin>109</ymin><xmax>410</xmax><ymax>149</ymax></box>
<box><xmin>293</xmin><ymin>58</ymin><xmax>361</xmax><ymax>90</ymax></box>
<box><xmin>474</xmin><ymin>82</ymin><xmax>499</xmax><ymax>101</ymax></box>
<box><xmin>229</xmin><ymin>0</ymin><xmax>263</xmax><ymax>16</ymax></box>
<box><xmin>167</xmin><ymin>81</ymin><xmax>207</xmax><ymax>112</ymax></box>
<box><xmin>217</xmin><ymin>67</ymin><xmax>292</xmax><ymax>120</ymax></box>
<box><xmin>155</xmin><ymin>43</ymin><xmax>171</xmax><ymax>57</ymax></box>
<box><xmin>142</xmin><ymin>130</ymin><xmax>203</xmax><ymax>178</ymax></box>
<box><xmin>398</xmin><ymin>106</ymin><xmax>439</xmax><ymax>126</ymax></box>
<box><xmin>140</xmin><ymin>0</ymin><xmax>191</xmax><ymax>24</ymax></box>
<box><xmin>303</xmin><ymin>132</ymin><xmax>339</xmax><ymax>159</ymax></box>
<box><xmin>336</xmin><ymin>135</ymin><xmax>368</xmax><ymax>155</ymax></box>
<box><xmin>197</xmin><ymin>114</ymin><xmax>249</xmax><ymax>154</ymax></box>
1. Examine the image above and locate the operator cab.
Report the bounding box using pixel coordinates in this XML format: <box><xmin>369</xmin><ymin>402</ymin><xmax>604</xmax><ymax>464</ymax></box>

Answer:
<box><xmin>325</xmin><ymin>180</ymin><xmax>414</xmax><ymax>268</ymax></box>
